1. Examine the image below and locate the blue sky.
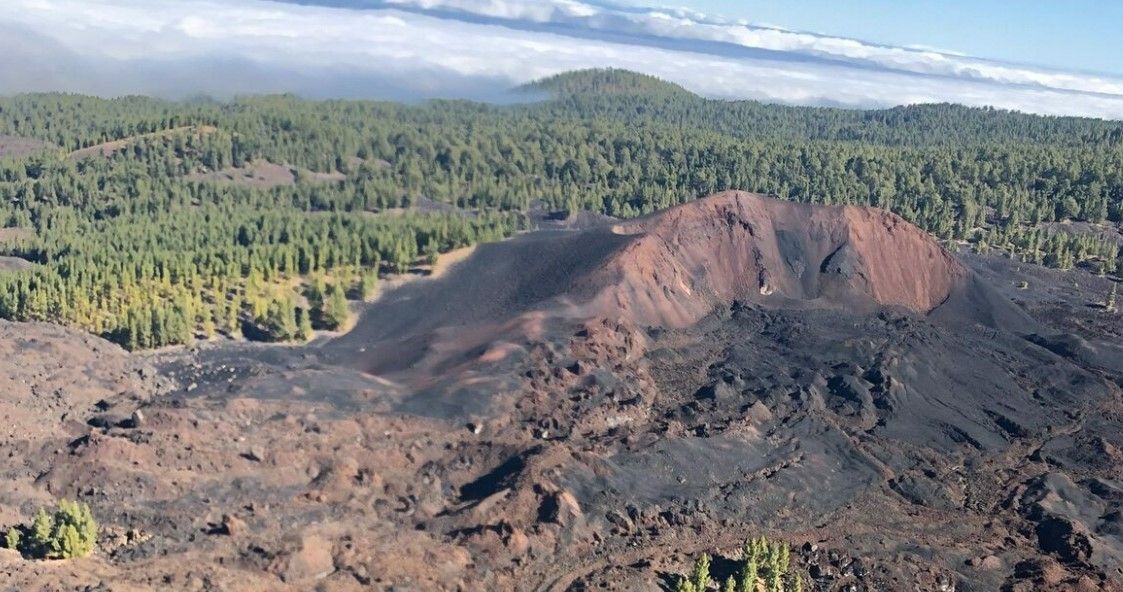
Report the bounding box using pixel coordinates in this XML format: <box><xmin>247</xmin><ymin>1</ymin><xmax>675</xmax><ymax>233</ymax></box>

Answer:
<box><xmin>4</xmin><ymin>0</ymin><xmax>1123</xmax><ymax>119</ymax></box>
<box><xmin>668</xmin><ymin>0</ymin><xmax>1121</xmax><ymax>75</ymax></box>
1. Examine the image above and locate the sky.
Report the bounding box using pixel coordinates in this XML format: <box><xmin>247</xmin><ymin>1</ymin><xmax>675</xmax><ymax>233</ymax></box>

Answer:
<box><xmin>666</xmin><ymin>1</ymin><xmax>1123</xmax><ymax>77</ymax></box>
<box><xmin>3</xmin><ymin>0</ymin><xmax>1123</xmax><ymax>119</ymax></box>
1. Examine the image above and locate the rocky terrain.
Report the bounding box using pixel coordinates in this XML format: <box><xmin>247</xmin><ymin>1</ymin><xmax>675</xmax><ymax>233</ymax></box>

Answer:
<box><xmin>1</xmin><ymin>191</ymin><xmax>1121</xmax><ymax>591</ymax></box>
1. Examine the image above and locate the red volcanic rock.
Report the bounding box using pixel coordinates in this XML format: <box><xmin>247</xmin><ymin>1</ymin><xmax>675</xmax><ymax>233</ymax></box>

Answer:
<box><xmin>584</xmin><ymin>191</ymin><xmax>966</xmax><ymax>327</ymax></box>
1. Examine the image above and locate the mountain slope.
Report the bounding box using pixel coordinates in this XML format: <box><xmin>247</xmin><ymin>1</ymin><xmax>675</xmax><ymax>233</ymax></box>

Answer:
<box><xmin>2</xmin><ymin>191</ymin><xmax>1121</xmax><ymax>592</ymax></box>
<box><xmin>324</xmin><ymin>191</ymin><xmax>1014</xmax><ymax>382</ymax></box>
<box><xmin>308</xmin><ymin>191</ymin><xmax>1122</xmax><ymax>590</ymax></box>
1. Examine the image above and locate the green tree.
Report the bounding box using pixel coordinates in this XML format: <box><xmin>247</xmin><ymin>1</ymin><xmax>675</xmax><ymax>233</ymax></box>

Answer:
<box><xmin>739</xmin><ymin>538</ymin><xmax>761</xmax><ymax>592</ymax></box>
<box><xmin>30</xmin><ymin>508</ymin><xmax>53</xmax><ymax>556</ymax></box>
<box><xmin>258</xmin><ymin>296</ymin><xmax>298</xmax><ymax>341</ymax></box>
<box><xmin>321</xmin><ymin>285</ymin><xmax>350</xmax><ymax>330</ymax></box>
<box><xmin>296</xmin><ymin>306</ymin><xmax>313</xmax><ymax>340</ymax></box>
<box><xmin>358</xmin><ymin>269</ymin><xmax>379</xmax><ymax>300</ymax></box>
<box><xmin>691</xmin><ymin>553</ymin><xmax>712</xmax><ymax>592</ymax></box>
<box><xmin>8</xmin><ymin>500</ymin><xmax>98</xmax><ymax>560</ymax></box>
<box><xmin>4</xmin><ymin>527</ymin><xmax>20</xmax><ymax>551</ymax></box>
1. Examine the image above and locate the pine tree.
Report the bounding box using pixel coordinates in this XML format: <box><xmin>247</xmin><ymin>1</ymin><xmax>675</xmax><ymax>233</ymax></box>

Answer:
<box><xmin>52</xmin><ymin>500</ymin><xmax>97</xmax><ymax>558</ymax></box>
<box><xmin>260</xmin><ymin>296</ymin><xmax>298</xmax><ymax>341</ymax></box>
<box><xmin>322</xmin><ymin>284</ymin><xmax>350</xmax><ymax>330</ymax></box>
<box><xmin>202</xmin><ymin>315</ymin><xmax>216</xmax><ymax>339</ymax></box>
<box><xmin>307</xmin><ymin>275</ymin><xmax>327</xmax><ymax>307</ymax></box>
<box><xmin>739</xmin><ymin>538</ymin><xmax>761</xmax><ymax>592</ymax></box>
<box><xmin>30</xmin><ymin>507</ymin><xmax>53</xmax><ymax>556</ymax></box>
<box><xmin>296</xmin><ymin>306</ymin><xmax>313</xmax><ymax>340</ymax></box>
<box><xmin>52</xmin><ymin>524</ymin><xmax>82</xmax><ymax>559</ymax></box>
<box><xmin>4</xmin><ymin>527</ymin><xmax>20</xmax><ymax>551</ymax></box>
<box><xmin>768</xmin><ymin>541</ymin><xmax>784</xmax><ymax>592</ymax></box>
<box><xmin>358</xmin><ymin>269</ymin><xmax>379</xmax><ymax>300</ymax></box>
<box><xmin>226</xmin><ymin>299</ymin><xmax>242</xmax><ymax>336</ymax></box>
<box><xmin>691</xmin><ymin>553</ymin><xmax>712</xmax><ymax>592</ymax></box>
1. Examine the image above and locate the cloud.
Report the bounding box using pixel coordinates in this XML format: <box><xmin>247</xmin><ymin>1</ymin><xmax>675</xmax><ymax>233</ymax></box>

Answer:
<box><xmin>3</xmin><ymin>0</ymin><xmax>1123</xmax><ymax>119</ymax></box>
<box><xmin>378</xmin><ymin>0</ymin><xmax>1123</xmax><ymax>97</ymax></box>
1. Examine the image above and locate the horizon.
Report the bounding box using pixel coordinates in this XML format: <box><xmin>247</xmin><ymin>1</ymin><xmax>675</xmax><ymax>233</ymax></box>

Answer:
<box><xmin>3</xmin><ymin>0</ymin><xmax>1123</xmax><ymax>119</ymax></box>
<box><xmin>6</xmin><ymin>68</ymin><xmax>1113</xmax><ymax>122</ymax></box>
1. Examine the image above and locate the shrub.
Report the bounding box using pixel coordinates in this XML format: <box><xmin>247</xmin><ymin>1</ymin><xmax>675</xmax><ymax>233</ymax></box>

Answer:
<box><xmin>2</xmin><ymin>500</ymin><xmax>98</xmax><ymax>560</ymax></box>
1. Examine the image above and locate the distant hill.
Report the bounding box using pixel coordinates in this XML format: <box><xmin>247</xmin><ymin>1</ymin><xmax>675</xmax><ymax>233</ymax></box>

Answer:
<box><xmin>521</xmin><ymin>69</ymin><xmax>1123</xmax><ymax>149</ymax></box>
<box><xmin>522</xmin><ymin>68</ymin><xmax>697</xmax><ymax>99</ymax></box>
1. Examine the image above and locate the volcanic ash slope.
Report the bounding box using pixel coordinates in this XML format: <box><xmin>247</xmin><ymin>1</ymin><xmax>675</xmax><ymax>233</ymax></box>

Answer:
<box><xmin>327</xmin><ymin>190</ymin><xmax>1014</xmax><ymax>386</ymax></box>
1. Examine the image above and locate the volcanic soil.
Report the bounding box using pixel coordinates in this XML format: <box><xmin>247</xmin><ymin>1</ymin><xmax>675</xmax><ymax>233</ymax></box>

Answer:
<box><xmin>1</xmin><ymin>191</ymin><xmax>1121</xmax><ymax>592</ymax></box>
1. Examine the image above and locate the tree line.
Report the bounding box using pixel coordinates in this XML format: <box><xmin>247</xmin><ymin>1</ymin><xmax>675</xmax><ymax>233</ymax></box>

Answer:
<box><xmin>0</xmin><ymin>69</ymin><xmax>1119</xmax><ymax>348</ymax></box>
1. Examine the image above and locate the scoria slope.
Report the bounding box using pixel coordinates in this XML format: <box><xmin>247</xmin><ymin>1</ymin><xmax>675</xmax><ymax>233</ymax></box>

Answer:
<box><xmin>324</xmin><ymin>191</ymin><xmax>994</xmax><ymax>394</ymax></box>
<box><xmin>1</xmin><ymin>193</ymin><xmax>1121</xmax><ymax>592</ymax></box>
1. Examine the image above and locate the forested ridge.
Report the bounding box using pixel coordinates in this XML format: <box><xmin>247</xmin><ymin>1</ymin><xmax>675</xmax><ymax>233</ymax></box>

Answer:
<box><xmin>0</xmin><ymin>69</ymin><xmax>1120</xmax><ymax>349</ymax></box>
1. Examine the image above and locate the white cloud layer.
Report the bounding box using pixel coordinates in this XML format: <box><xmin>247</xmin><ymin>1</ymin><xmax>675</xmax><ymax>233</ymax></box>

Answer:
<box><xmin>385</xmin><ymin>0</ymin><xmax>1123</xmax><ymax>96</ymax></box>
<box><xmin>3</xmin><ymin>0</ymin><xmax>1123</xmax><ymax>118</ymax></box>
